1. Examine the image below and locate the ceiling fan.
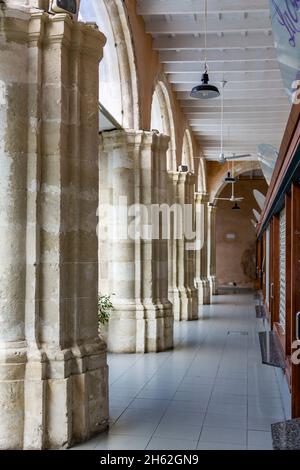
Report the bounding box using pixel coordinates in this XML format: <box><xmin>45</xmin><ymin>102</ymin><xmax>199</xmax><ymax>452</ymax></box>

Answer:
<box><xmin>214</xmin><ymin>182</ymin><xmax>244</xmax><ymax>203</ymax></box>
<box><xmin>218</xmin><ymin>152</ymin><xmax>252</xmax><ymax>164</ymax></box>
<box><xmin>257</xmin><ymin>143</ymin><xmax>279</xmax><ymax>185</ymax></box>
<box><xmin>253</xmin><ymin>189</ymin><xmax>266</xmax><ymax>210</ymax></box>
<box><xmin>253</xmin><ymin>209</ymin><xmax>261</xmax><ymax>222</ymax></box>
<box><xmin>218</xmin><ymin>81</ymin><xmax>251</xmax><ymax>164</ymax></box>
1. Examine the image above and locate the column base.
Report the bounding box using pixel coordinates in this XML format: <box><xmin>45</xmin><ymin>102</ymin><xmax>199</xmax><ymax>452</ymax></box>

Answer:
<box><xmin>0</xmin><ymin>340</ymin><xmax>109</xmax><ymax>450</ymax></box>
<box><xmin>195</xmin><ymin>278</ymin><xmax>211</xmax><ymax>305</ymax></box>
<box><xmin>169</xmin><ymin>287</ymin><xmax>198</xmax><ymax>321</ymax></box>
<box><xmin>107</xmin><ymin>301</ymin><xmax>174</xmax><ymax>353</ymax></box>
<box><xmin>209</xmin><ymin>276</ymin><xmax>218</xmax><ymax>295</ymax></box>
<box><xmin>0</xmin><ymin>341</ymin><xmax>27</xmax><ymax>450</ymax></box>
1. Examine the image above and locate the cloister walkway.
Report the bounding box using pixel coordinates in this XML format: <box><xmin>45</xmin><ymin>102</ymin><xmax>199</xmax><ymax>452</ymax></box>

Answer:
<box><xmin>73</xmin><ymin>290</ymin><xmax>290</xmax><ymax>450</ymax></box>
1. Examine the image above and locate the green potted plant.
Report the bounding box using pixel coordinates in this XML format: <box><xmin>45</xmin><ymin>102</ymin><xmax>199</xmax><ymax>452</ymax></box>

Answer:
<box><xmin>98</xmin><ymin>294</ymin><xmax>114</xmax><ymax>342</ymax></box>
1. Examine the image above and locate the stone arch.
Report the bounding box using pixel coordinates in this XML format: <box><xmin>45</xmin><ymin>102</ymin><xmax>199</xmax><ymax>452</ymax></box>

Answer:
<box><xmin>182</xmin><ymin>129</ymin><xmax>195</xmax><ymax>173</ymax></box>
<box><xmin>211</xmin><ymin>161</ymin><xmax>262</xmax><ymax>203</ymax></box>
<box><xmin>151</xmin><ymin>75</ymin><xmax>176</xmax><ymax>171</ymax></box>
<box><xmin>198</xmin><ymin>157</ymin><xmax>207</xmax><ymax>194</ymax></box>
<box><xmin>79</xmin><ymin>0</ymin><xmax>140</xmax><ymax>129</ymax></box>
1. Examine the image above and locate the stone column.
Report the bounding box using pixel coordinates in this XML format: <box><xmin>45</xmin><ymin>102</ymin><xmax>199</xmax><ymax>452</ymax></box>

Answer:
<box><xmin>208</xmin><ymin>204</ymin><xmax>218</xmax><ymax>295</ymax></box>
<box><xmin>0</xmin><ymin>2</ymin><xmax>28</xmax><ymax>450</ymax></box>
<box><xmin>185</xmin><ymin>173</ymin><xmax>198</xmax><ymax>318</ymax></box>
<box><xmin>167</xmin><ymin>172</ymin><xmax>180</xmax><ymax>319</ymax></box>
<box><xmin>194</xmin><ymin>194</ymin><xmax>211</xmax><ymax>305</ymax></box>
<box><xmin>0</xmin><ymin>4</ymin><xmax>108</xmax><ymax>449</ymax></box>
<box><xmin>99</xmin><ymin>130</ymin><xmax>173</xmax><ymax>353</ymax></box>
<box><xmin>167</xmin><ymin>172</ymin><xmax>198</xmax><ymax>321</ymax></box>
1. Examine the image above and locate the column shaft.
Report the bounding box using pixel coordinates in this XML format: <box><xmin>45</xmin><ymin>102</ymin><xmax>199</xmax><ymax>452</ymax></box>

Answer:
<box><xmin>167</xmin><ymin>172</ymin><xmax>198</xmax><ymax>320</ymax></box>
<box><xmin>99</xmin><ymin>130</ymin><xmax>173</xmax><ymax>353</ymax></box>
<box><xmin>208</xmin><ymin>205</ymin><xmax>218</xmax><ymax>295</ymax></box>
<box><xmin>194</xmin><ymin>194</ymin><xmax>211</xmax><ymax>305</ymax></box>
<box><xmin>0</xmin><ymin>6</ymin><xmax>108</xmax><ymax>449</ymax></box>
<box><xmin>0</xmin><ymin>3</ymin><xmax>28</xmax><ymax>450</ymax></box>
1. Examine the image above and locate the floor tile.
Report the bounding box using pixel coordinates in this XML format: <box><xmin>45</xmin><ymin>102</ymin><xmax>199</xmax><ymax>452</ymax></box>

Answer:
<box><xmin>248</xmin><ymin>404</ymin><xmax>285</xmax><ymax>419</ymax></box>
<box><xmin>109</xmin><ymin>397</ymin><xmax>133</xmax><ymax>409</ymax></box>
<box><xmin>167</xmin><ymin>399</ymin><xmax>209</xmax><ymax>413</ymax></box>
<box><xmin>206</xmin><ymin>402</ymin><xmax>247</xmax><ymax>417</ymax></box>
<box><xmin>120</xmin><ymin>407</ymin><xmax>165</xmax><ymax>421</ymax></box>
<box><xmin>210</xmin><ymin>391</ymin><xmax>247</xmax><ymax>406</ymax></box>
<box><xmin>173</xmin><ymin>390</ymin><xmax>212</xmax><ymax>403</ymax></box>
<box><xmin>70</xmin><ymin>436</ymin><xmax>100</xmax><ymax>450</ymax></box>
<box><xmin>160</xmin><ymin>410</ymin><xmax>205</xmax><ymax>427</ymax></box>
<box><xmin>197</xmin><ymin>442</ymin><xmax>247</xmax><ymax>450</ymax></box>
<box><xmin>213</xmin><ymin>383</ymin><xmax>247</xmax><ymax>395</ymax></box>
<box><xmin>71</xmin><ymin>291</ymin><xmax>291</xmax><ymax>451</ymax></box>
<box><xmin>204</xmin><ymin>412</ymin><xmax>247</xmax><ymax>429</ymax></box>
<box><xmin>110</xmin><ymin>388</ymin><xmax>140</xmax><ymax>398</ymax></box>
<box><xmin>153</xmin><ymin>423</ymin><xmax>202</xmax><ymax>441</ymax></box>
<box><xmin>137</xmin><ymin>388</ymin><xmax>175</xmax><ymax>400</ymax></box>
<box><xmin>95</xmin><ymin>433</ymin><xmax>149</xmax><ymax>450</ymax></box>
<box><xmin>199</xmin><ymin>426</ymin><xmax>247</xmax><ymax>445</ymax></box>
<box><xmin>248</xmin><ymin>414</ymin><xmax>283</xmax><ymax>432</ymax></box>
<box><xmin>147</xmin><ymin>438</ymin><xmax>197</xmax><ymax>450</ymax></box>
<box><xmin>110</xmin><ymin>417</ymin><xmax>159</xmax><ymax>437</ymax></box>
<box><xmin>247</xmin><ymin>430</ymin><xmax>273</xmax><ymax>450</ymax></box>
<box><xmin>177</xmin><ymin>383</ymin><xmax>213</xmax><ymax>393</ymax></box>
<box><xmin>128</xmin><ymin>398</ymin><xmax>170</xmax><ymax>412</ymax></box>
<box><xmin>109</xmin><ymin>407</ymin><xmax>126</xmax><ymax>423</ymax></box>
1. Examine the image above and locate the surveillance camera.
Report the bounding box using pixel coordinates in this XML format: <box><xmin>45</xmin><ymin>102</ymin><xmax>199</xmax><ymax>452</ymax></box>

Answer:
<box><xmin>49</xmin><ymin>0</ymin><xmax>80</xmax><ymax>18</ymax></box>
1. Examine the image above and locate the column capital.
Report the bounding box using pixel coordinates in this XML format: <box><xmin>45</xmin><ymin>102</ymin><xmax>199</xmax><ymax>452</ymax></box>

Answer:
<box><xmin>5</xmin><ymin>0</ymin><xmax>45</xmax><ymax>7</ymax></box>
<box><xmin>195</xmin><ymin>192</ymin><xmax>209</xmax><ymax>204</ymax></box>
<box><xmin>100</xmin><ymin>129</ymin><xmax>170</xmax><ymax>151</ymax></box>
<box><xmin>152</xmin><ymin>132</ymin><xmax>170</xmax><ymax>153</ymax></box>
<box><xmin>100</xmin><ymin>129</ymin><xmax>143</xmax><ymax>150</ymax></box>
<box><xmin>167</xmin><ymin>171</ymin><xmax>190</xmax><ymax>184</ymax></box>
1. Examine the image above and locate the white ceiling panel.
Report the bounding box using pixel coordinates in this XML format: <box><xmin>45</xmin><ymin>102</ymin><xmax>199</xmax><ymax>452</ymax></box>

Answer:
<box><xmin>138</xmin><ymin>0</ymin><xmax>291</xmax><ymax>160</ymax></box>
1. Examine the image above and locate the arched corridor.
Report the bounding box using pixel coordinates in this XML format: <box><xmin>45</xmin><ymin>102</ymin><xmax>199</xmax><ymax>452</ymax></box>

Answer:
<box><xmin>73</xmin><ymin>290</ymin><xmax>290</xmax><ymax>450</ymax></box>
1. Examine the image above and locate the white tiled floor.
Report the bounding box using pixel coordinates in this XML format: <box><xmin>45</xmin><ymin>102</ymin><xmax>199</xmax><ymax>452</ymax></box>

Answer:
<box><xmin>72</xmin><ymin>290</ymin><xmax>291</xmax><ymax>450</ymax></box>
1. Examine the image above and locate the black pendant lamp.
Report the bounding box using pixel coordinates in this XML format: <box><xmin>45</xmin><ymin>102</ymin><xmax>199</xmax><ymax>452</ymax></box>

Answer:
<box><xmin>191</xmin><ymin>0</ymin><xmax>220</xmax><ymax>99</ymax></box>
<box><xmin>232</xmin><ymin>203</ymin><xmax>241</xmax><ymax>211</ymax></box>
<box><xmin>224</xmin><ymin>172</ymin><xmax>236</xmax><ymax>183</ymax></box>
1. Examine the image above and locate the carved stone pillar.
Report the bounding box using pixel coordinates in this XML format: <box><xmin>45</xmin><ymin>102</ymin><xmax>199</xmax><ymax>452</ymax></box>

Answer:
<box><xmin>195</xmin><ymin>193</ymin><xmax>211</xmax><ymax>305</ymax></box>
<box><xmin>185</xmin><ymin>173</ymin><xmax>198</xmax><ymax>318</ymax></box>
<box><xmin>99</xmin><ymin>130</ymin><xmax>173</xmax><ymax>353</ymax></box>
<box><xmin>167</xmin><ymin>172</ymin><xmax>198</xmax><ymax>321</ymax></box>
<box><xmin>0</xmin><ymin>5</ymin><xmax>108</xmax><ymax>449</ymax></box>
<box><xmin>208</xmin><ymin>204</ymin><xmax>218</xmax><ymax>295</ymax></box>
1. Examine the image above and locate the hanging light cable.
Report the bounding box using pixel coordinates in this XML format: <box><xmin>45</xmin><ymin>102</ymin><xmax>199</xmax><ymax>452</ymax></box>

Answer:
<box><xmin>219</xmin><ymin>80</ymin><xmax>227</xmax><ymax>163</ymax></box>
<box><xmin>223</xmin><ymin>84</ymin><xmax>236</xmax><ymax>183</ymax></box>
<box><xmin>190</xmin><ymin>0</ymin><xmax>220</xmax><ymax>99</ymax></box>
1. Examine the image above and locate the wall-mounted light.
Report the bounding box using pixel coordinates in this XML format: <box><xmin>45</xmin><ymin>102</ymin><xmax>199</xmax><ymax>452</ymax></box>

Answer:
<box><xmin>49</xmin><ymin>0</ymin><xmax>79</xmax><ymax>17</ymax></box>
<box><xmin>178</xmin><ymin>165</ymin><xmax>189</xmax><ymax>172</ymax></box>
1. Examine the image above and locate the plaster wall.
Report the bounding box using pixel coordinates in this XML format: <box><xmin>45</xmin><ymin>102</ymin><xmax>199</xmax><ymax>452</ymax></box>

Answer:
<box><xmin>216</xmin><ymin>179</ymin><xmax>268</xmax><ymax>287</ymax></box>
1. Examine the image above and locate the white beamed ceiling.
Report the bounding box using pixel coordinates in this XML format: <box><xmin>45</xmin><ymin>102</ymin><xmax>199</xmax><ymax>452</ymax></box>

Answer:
<box><xmin>137</xmin><ymin>0</ymin><xmax>292</xmax><ymax>161</ymax></box>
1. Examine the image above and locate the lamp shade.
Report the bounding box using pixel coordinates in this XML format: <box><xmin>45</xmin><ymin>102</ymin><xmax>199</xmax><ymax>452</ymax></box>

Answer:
<box><xmin>190</xmin><ymin>73</ymin><xmax>220</xmax><ymax>100</ymax></box>
<box><xmin>224</xmin><ymin>172</ymin><xmax>236</xmax><ymax>183</ymax></box>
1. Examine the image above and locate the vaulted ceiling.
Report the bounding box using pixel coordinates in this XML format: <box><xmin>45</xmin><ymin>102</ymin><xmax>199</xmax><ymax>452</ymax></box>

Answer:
<box><xmin>137</xmin><ymin>0</ymin><xmax>292</xmax><ymax>160</ymax></box>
